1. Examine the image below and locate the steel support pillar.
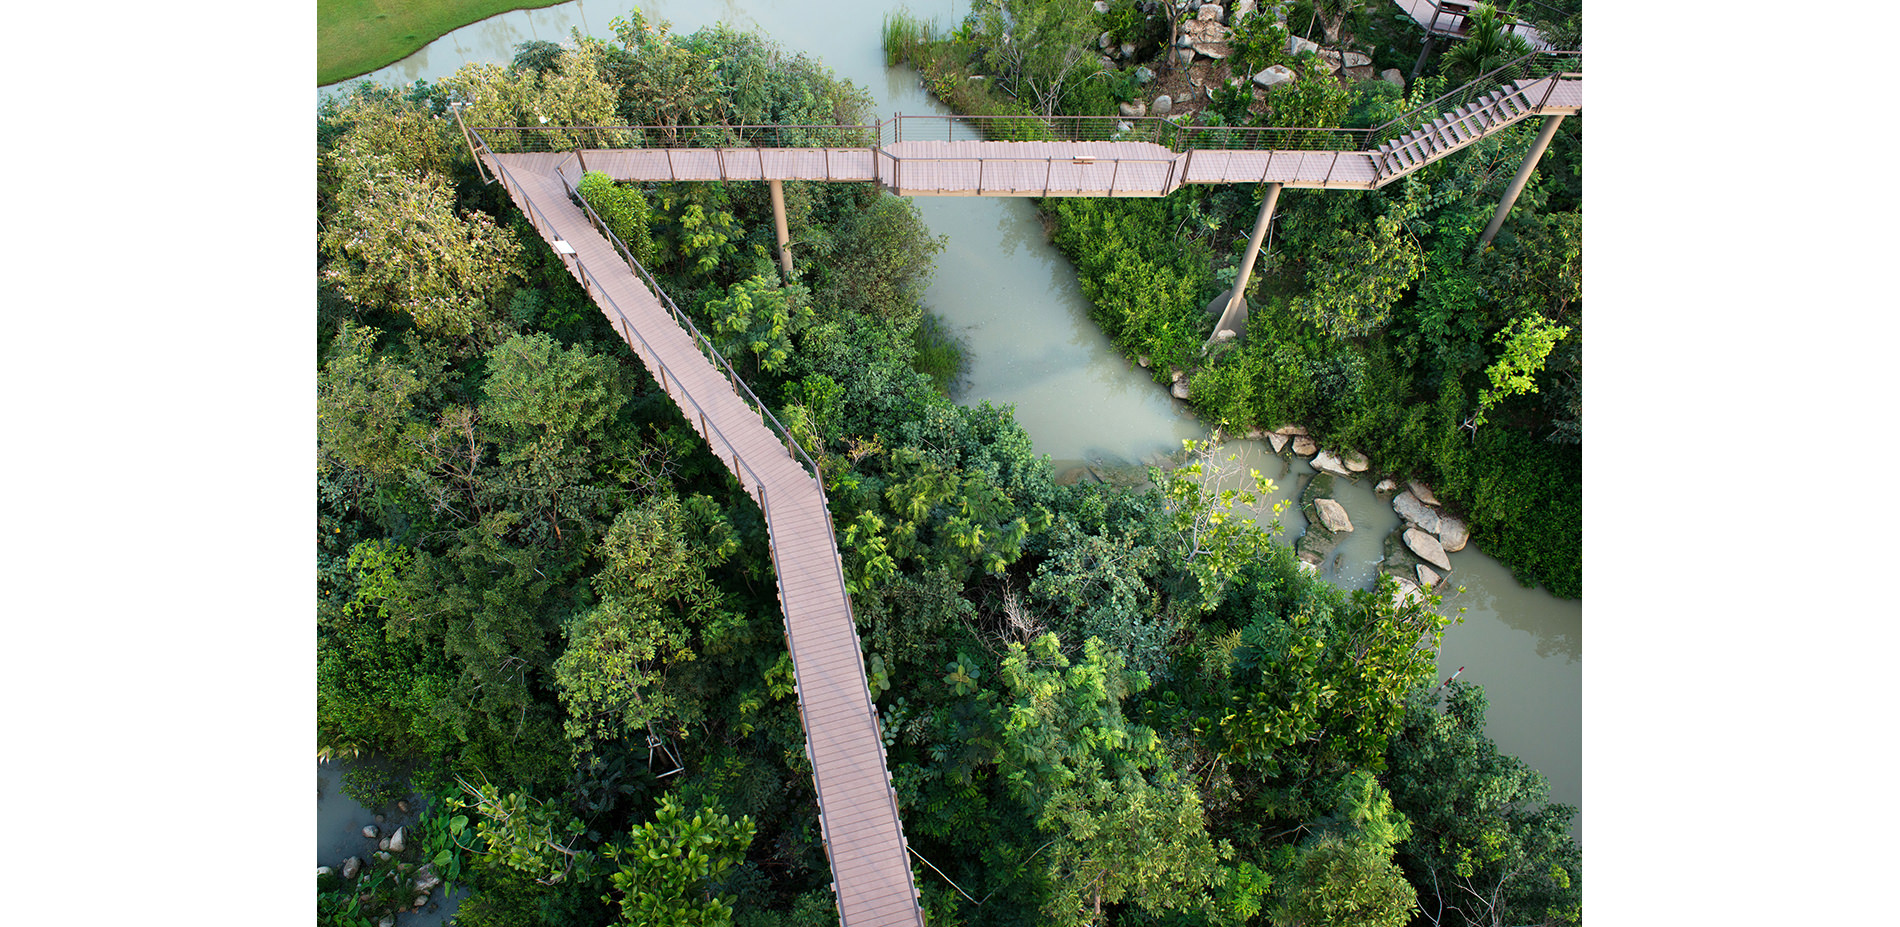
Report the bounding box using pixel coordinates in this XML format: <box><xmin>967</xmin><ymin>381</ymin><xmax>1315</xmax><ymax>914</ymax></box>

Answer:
<box><xmin>1205</xmin><ymin>181</ymin><xmax>1282</xmax><ymax>347</ymax></box>
<box><xmin>769</xmin><ymin>178</ymin><xmax>794</xmax><ymax>284</ymax></box>
<box><xmin>1478</xmin><ymin>115</ymin><xmax>1566</xmax><ymax>249</ymax></box>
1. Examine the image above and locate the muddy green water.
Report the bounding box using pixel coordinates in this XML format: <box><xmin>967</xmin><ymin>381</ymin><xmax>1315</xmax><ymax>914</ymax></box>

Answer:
<box><xmin>324</xmin><ymin>0</ymin><xmax>1581</xmax><ymax>835</ymax></box>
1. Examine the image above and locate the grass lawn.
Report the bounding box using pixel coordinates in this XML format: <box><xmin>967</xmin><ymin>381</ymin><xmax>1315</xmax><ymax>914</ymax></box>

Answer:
<box><xmin>319</xmin><ymin>0</ymin><xmax>568</xmax><ymax>85</ymax></box>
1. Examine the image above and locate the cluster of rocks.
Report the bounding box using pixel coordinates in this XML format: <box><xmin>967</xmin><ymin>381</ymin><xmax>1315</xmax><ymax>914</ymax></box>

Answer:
<box><xmin>1262</xmin><ymin>424</ymin><xmax>1466</xmax><ymax>606</ymax></box>
<box><xmin>321</xmin><ymin>807</ymin><xmax>445</xmax><ymax>926</ymax></box>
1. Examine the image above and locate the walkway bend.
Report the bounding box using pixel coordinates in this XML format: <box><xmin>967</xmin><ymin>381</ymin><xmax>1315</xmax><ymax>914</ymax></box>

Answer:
<box><xmin>480</xmin><ymin>151</ymin><xmax>926</xmax><ymax>927</ymax></box>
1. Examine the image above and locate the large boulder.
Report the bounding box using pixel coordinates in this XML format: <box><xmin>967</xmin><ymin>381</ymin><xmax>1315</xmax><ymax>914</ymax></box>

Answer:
<box><xmin>1314</xmin><ymin>498</ymin><xmax>1353</xmax><ymax>533</ymax></box>
<box><xmin>1311</xmin><ymin>450</ymin><xmax>1352</xmax><ymax>477</ymax></box>
<box><xmin>1390</xmin><ymin>575</ymin><xmax>1424</xmax><ymax>607</ymax></box>
<box><xmin>1343</xmin><ymin>451</ymin><xmax>1370</xmax><ymax>472</ymax></box>
<box><xmin>1382</xmin><ymin>68</ymin><xmax>1405</xmax><ymax>86</ymax></box>
<box><xmin>1100</xmin><ymin>30</ymin><xmax>1116</xmax><ymax>50</ymax></box>
<box><xmin>1119</xmin><ymin>99</ymin><xmax>1148</xmax><ymax>118</ymax></box>
<box><xmin>1416</xmin><ymin>564</ymin><xmax>1441</xmax><ymax>590</ymax></box>
<box><xmin>361</xmin><ymin>825</ymin><xmax>379</xmax><ymax>840</ymax></box>
<box><xmin>1273</xmin><ymin>424</ymin><xmax>1308</xmax><ymax>436</ymax></box>
<box><xmin>1152</xmin><ymin>94</ymin><xmax>1174</xmax><ymax>116</ymax></box>
<box><xmin>1292</xmin><ymin>435</ymin><xmax>1317</xmax><ymax>456</ymax></box>
<box><xmin>1267</xmin><ymin>432</ymin><xmax>1289</xmax><ymax>453</ymax></box>
<box><xmin>1094</xmin><ymin>0</ymin><xmax>1111</xmax><ymax>11</ymax></box>
<box><xmin>1288</xmin><ymin>35</ymin><xmax>1320</xmax><ymax>56</ymax></box>
<box><xmin>388</xmin><ymin>827</ymin><xmax>406</xmax><ymax>853</ymax></box>
<box><xmin>1391</xmin><ymin>491</ymin><xmax>1441</xmax><ymax>534</ymax></box>
<box><xmin>1198</xmin><ymin>3</ymin><xmax>1225</xmax><ymax>20</ymax></box>
<box><xmin>1407</xmin><ymin>480</ymin><xmax>1439</xmax><ymax>506</ymax></box>
<box><xmin>1230</xmin><ymin>0</ymin><xmax>1257</xmax><ymax>23</ymax></box>
<box><xmin>1171</xmin><ymin>378</ymin><xmax>1191</xmax><ymax>399</ymax></box>
<box><xmin>1253</xmin><ymin>64</ymin><xmax>1296</xmax><ymax>89</ymax></box>
<box><xmin>1403</xmin><ymin>528</ymin><xmax>1452</xmax><ymax>570</ymax></box>
<box><xmin>342</xmin><ymin>857</ymin><xmax>362</xmax><ymax>880</ymax></box>
<box><xmin>1374</xmin><ymin>478</ymin><xmax>1399</xmax><ymax>494</ymax></box>
<box><xmin>1182</xmin><ymin>12</ymin><xmax>1232</xmax><ymax>58</ymax></box>
<box><xmin>1134</xmin><ymin>66</ymin><xmax>1155</xmax><ymax>85</ymax></box>
<box><xmin>1438</xmin><ymin>515</ymin><xmax>1469</xmax><ymax>552</ymax></box>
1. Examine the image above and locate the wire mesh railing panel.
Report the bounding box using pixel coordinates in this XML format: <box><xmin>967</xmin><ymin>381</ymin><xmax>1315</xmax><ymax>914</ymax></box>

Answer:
<box><xmin>1366</xmin><ymin>50</ymin><xmax>1580</xmax><ymax>148</ymax></box>
<box><xmin>471</xmin><ymin>123</ymin><xmax>880</xmax><ymax>153</ymax></box>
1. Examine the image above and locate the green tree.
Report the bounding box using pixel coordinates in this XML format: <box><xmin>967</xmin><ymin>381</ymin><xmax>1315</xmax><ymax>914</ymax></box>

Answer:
<box><xmin>1383</xmin><ymin>682</ymin><xmax>1581</xmax><ymax>927</ymax></box>
<box><xmin>991</xmin><ymin>634</ymin><xmax>1242</xmax><ymax>925</ymax></box>
<box><xmin>1268</xmin><ymin>770</ymin><xmax>1418</xmax><ymax>927</ymax></box>
<box><xmin>1289</xmin><ymin>202</ymin><xmax>1423</xmax><ymax>338</ymax></box>
<box><xmin>1439</xmin><ymin>3</ymin><xmax>1533</xmax><ymax>84</ymax></box>
<box><xmin>577</xmin><ymin>171</ymin><xmax>657</xmax><ymax>268</ymax></box>
<box><xmin>318</xmin><ymin>323</ymin><xmax>435</xmax><ymax>480</ymax></box>
<box><xmin>442</xmin><ymin>34</ymin><xmax>628</xmax><ymax>148</ymax></box>
<box><xmin>1153</xmin><ymin>436</ymin><xmax>1282</xmax><ymax>611</ymax></box>
<box><xmin>602</xmin><ymin>794</ymin><xmax>755</xmax><ymax>927</ymax></box>
<box><xmin>319</xmin><ymin>152</ymin><xmax>521</xmax><ymax>344</ymax></box>
<box><xmin>705</xmin><ymin>275</ymin><xmax>815</xmax><ymax>375</ymax></box>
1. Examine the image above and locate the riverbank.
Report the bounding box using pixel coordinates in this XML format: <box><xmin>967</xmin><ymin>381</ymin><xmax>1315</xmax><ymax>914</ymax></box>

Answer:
<box><xmin>318</xmin><ymin>0</ymin><xmax>564</xmax><ymax>84</ymax></box>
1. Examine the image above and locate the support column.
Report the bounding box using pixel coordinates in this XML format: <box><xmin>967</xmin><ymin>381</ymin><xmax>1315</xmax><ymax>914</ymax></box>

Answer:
<box><xmin>1206</xmin><ymin>182</ymin><xmax>1282</xmax><ymax>348</ymax></box>
<box><xmin>1409</xmin><ymin>34</ymin><xmax>1437</xmax><ymax>83</ymax></box>
<box><xmin>1478</xmin><ymin>115</ymin><xmax>1566</xmax><ymax>249</ymax></box>
<box><xmin>769</xmin><ymin>178</ymin><xmax>794</xmax><ymax>284</ymax></box>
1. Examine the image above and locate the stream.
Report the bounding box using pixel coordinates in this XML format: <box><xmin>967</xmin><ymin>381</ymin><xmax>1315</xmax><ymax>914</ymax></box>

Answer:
<box><xmin>321</xmin><ymin>0</ymin><xmax>1581</xmax><ymax>849</ymax></box>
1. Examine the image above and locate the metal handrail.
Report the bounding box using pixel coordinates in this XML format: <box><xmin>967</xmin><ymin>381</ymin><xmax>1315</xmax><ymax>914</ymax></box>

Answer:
<box><xmin>475</xmin><ymin>122</ymin><xmax>881</xmax><ymax>154</ymax></box>
<box><xmin>1368</xmin><ymin>49</ymin><xmax>1580</xmax><ymax>148</ymax></box>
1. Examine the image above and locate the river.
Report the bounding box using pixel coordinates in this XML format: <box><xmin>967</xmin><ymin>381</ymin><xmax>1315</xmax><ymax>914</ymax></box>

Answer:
<box><xmin>322</xmin><ymin>0</ymin><xmax>1581</xmax><ymax>838</ymax></box>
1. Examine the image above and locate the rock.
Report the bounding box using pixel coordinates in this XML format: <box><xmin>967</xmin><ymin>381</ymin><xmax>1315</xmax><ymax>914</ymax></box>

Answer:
<box><xmin>415</xmin><ymin>896</ymin><xmax>430</xmax><ymax>910</ymax></box>
<box><xmin>1181</xmin><ymin>14</ymin><xmax>1232</xmax><ymax>58</ymax></box>
<box><xmin>374</xmin><ymin>851</ymin><xmax>392</xmax><ymax>863</ymax></box>
<box><xmin>1100</xmin><ymin>54</ymin><xmax>1117</xmax><ymax>69</ymax></box>
<box><xmin>1054</xmin><ymin>466</ymin><xmax>1090</xmax><ymax>486</ymax></box>
<box><xmin>1438</xmin><ymin>515</ymin><xmax>1468</xmax><ymax>552</ymax></box>
<box><xmin>378</xmin><ymin>917</ymin><xmax>395</xmax><ymax>927</ymax></box>
<box><xmin>1171</xmin><ymin>379</ymin><xmax>1191</xmax><ymax>400</ymax></box>
<box><xmin>1311</xmin><ymin>450</ymin><xmax>1352</xmax><ymax>477</ymax></box>
<box><xmin>1382</xmin><ymin>68</ymin><xmax>1405</xmax><ymax>86</ymax></box>
<box><xmin>388</xmin><ymin>827</ymin><xmax>406</xmax><ymax>853</ymax></box>
<box><xmin>1121</xmin><ymin>42</ymin><xmax>1137</xmax><ymax>57</ymax></box>
<box><xmin>1100</xmin><ymin>31</ymin><xmax>1116</xmax><ymax>50</ymax></box>
<box><xmin>1198</xmin><ymin>3</ymin><xmax>1224</xmax><ymax>20</ymax></box>
<box><xmin>1273</xmin><ymin>424</ymin><xmax>1308</xmax><ymax>436</ymax></box>
<box><xmin>374</xmin><ymin>814</ymin><xmax>385</xmax><ymax>824</ymax></box>
<box><xmin>1391</xmin><ymin>576</ymin><xmax>1424</xmax><ymax>607</ymax></box>
<box><xmin>342</xmin><ymin>857</ymin><xmax>362</xmax><ymax>880</ymax></box>
<box><xmin>1119</xmin><ymin>99</ymin><xmax>1148</xmax><ymax>118</ymax></box>
<box><xmin>1169</xmin><ymin>366</ymin><xmax>1185</xmax><ymax>382</ymax></box>
<box><xmin>1176</xmin><ymin>48</ymin><xmax>1196</xmax><ymax>67</ymax></box>
<box><xmin>318</xmin><ymin>866</ymin><xmax>334</xmax><ymax>878</ymax></box>
<box><xmin>1137</xmin><ymin>354</ymin><xmax>1150</xmax><ymax>367</ymax></box>
<box><xmin>1408</xmin><ymin>480</ymin><xmax>1439</xmax><ymax>506</ymax></box>
<box><xmin>1392</xmin><ymin>491</ymin><xmax>1441</xmax><ymax>535</ymax></box>
<box><xmin>1403</xmin><ymin>528</ymin><xmax>1451</xmax><ymax>570</ymax></box>
<box><xmin>1292</xmin><ymin>435</ymin><xmax>1316</xmax><ymax>456</ymax></box>
<box><xmin>1230</xmin><ymin>0</ymin><xmax>1257</xmax><ymax>24</ymax></box>
<box><xmin>1152</xmin><ymin>94</ymin><xmax>1174</xmax><ymax>116</ymax></box>
<box><xmin>1314</xmin><ymin>498</ymin><xmax>1353</xmax><ymax>533</ymax></box>
<box><xmin>1417</xmin><ymin>564</ymin><xmax>1441</xmax><ymax>590</ymax></box>
<box><xmin>1374</xmin><ymin>478</ymin><xmax>1399</xmax><ymax>494</ymax></box>
<box><xmin>397</xmin><ymin>800</ymin><xmax>410</xmax><ymax>814</ymax></box>
<box><xmin>1094</xmin><ymin>0</ymin><xmax>1110</xmax><ymax>10</ymax></box>
<box><xmin>1213</xmin><ymin>328</ymin><xmax>1237</xmax><ymax>341</ymax></box>
<box><xmin>414</xmin><ymin>873</ymin><xmax>443</xmax><ymax>894</ymax></box>
<box><xmin>1134</xmin><ymin>66</ymin><xmax>1155</xmax><ymax>85</ymax></box>
<box><xmin>1338</xmin><ymin>50</ymin><xmax>1371</xmax><ymax>67</ymax></box>
<box><xmin>1296</xmin><ymin>558</ymin><xmax>1319</xmax><ymax>573</ymax></box>
<box><xmin>1344</xmin><ymin>451</ymin><xmax>1369</xmax><ymax>472</ymax></box>
<box><xmin>1116</xmin><ymin>119</ymin><xmax>1133</xmax><ymax>132</ymax></box>
<box><xmin>1344</xmin><ymin>64</ymin><xmax>1376</xmax><ymax>82</ymax></box>
<box><xmin>1288</xmin><ymin>35</ymin><xmax>1319</xmax><ymax>56</ymax></box>
<box><xmin>362</xmin><ymin>825</ymin><xmax>379</xmax><ymax>840</ymax></box>
<box><xmin>1253</xmin><ymin>64</ymin><xmax>1296</xmax><ymax>89</ymax></box>
<box><xmin>1267</xmin><ymin>432</ymin><xmax>1289</xmax><ymax>453</ymax></box>
<box><xmin>379</xmin><ymin>837</ymin><xmax>391</xmax><ymax>851</ymax></box>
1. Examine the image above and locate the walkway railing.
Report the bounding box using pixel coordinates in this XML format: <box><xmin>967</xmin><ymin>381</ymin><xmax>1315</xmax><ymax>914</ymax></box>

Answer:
<box><xmin>465</xmin><ymin>50</ymin><xmax>1578</xmax><ymax>162</ymax></box>
<box><xmin>1368</xmin><ymin>49</ymin><xmax>1580</xmax><ymax>148</ymax></box>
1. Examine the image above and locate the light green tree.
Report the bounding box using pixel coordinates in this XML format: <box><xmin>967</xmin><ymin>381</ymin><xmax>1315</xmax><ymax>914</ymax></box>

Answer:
<box><xmin>1153</xmin><ymin>436</ymin><xmax>1283</xmax><ymax>611</ymax></box>
<box><xmin>1471</xmin><ymin>314</ymin><xmax>1570</xmax><ymax>429</ymax></box>
<box><xmin>601</xmin><ymin>794</ymin><xmax>754</xmax><ymax>927</ymax></box>
<box><xmin>319</xmin><ymin>152</ymin><xmax>521</xmax><ymax>344</ymax></box>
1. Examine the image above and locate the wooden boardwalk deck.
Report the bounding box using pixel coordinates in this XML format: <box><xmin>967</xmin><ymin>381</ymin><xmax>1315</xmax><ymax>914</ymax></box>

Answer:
<box><xmin>519</xmin><ymin>74</ymin><xmax>1578</xmax><ymax>196</ymax></box>
<box><xmin>483</xmin><ymin>152</ymin><xmax>925</xmax><ymax>927</ymax></box>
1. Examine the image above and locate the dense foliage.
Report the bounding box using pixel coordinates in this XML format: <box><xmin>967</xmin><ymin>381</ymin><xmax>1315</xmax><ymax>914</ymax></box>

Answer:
<box><xmin>319</xmin><ymin>11</ymin><xmax>1580</xmax><ymax>927</ymax></box>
